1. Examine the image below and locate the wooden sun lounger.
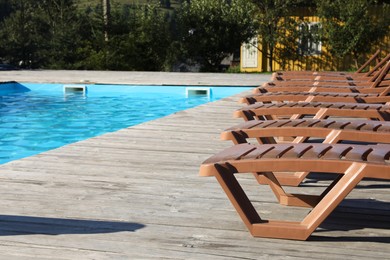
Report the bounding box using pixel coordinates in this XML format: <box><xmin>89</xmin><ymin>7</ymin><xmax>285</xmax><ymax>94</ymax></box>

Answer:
<box><xmin>222</xmin><ymin>119</ymin><xmax>390</xmax><ymax>186</ymax></box>
<box><xmin>241</xmin><ymin>91</ymin><xmax>390</xmax><ymax>105</ymax></box>
<box><xmin>256</xmin><ymin>85</ymin><xmax>389</xmax><ymax>95</ymax></box>
<box><xmin>257</xmin><ymin>61</ymin><xmax>390</xmax><ymax>93</ymax></box>
<box><xmin>272</xmin><ymin>50</ymin><xmax>381</xmax><ymax>77</ymax></box>
<box><xmin>272</xmin><ymin>50</ymin><xmax>387</xmax><ymax>80</ymax></box>
<box><xmin>234</xmin><ymin>102</ymin><xmax>390</xmax><ymax>121</ymax></box>
<box><xmin>271</xmin><ymin>70</ymin><xmax>388</xmax><ymax>85</ymax></box>
<box><xmin>199</xmin><ymin>143</ymin><xmax>390</xmax><ymax>240</ymax></box>
<box><xmin>223</xmin><ymin>119</ymin><xmax>390</xmax><ymax>145</ymax></box>
<box><xmin>268</xmin><ymin>56</ymin><xmax>390</xmax><ymax>85</ymax></box>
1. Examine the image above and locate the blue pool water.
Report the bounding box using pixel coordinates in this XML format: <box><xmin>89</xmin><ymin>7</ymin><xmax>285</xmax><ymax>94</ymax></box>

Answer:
<box><xmin>0</xmin><ymin>82</ymin><xmax>251</xmax><ymax>164</ymax></box>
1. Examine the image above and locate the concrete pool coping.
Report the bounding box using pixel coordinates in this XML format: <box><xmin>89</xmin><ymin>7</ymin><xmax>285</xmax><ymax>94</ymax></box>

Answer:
<box><xmin>0</xmin><ymin>70</ymin><xmax>271</xmax><ymax>86</ymax></box>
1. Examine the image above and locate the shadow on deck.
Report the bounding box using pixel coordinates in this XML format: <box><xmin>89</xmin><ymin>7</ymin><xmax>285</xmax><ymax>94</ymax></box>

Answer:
<box><xmin>0</xmin><ymin>215</ymin><xmax>145</xmax><ymax>236</ymax></box>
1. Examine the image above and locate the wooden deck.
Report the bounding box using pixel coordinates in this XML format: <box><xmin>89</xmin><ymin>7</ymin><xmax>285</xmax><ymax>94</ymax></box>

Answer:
<box><xmin>0</xmin><ymin>87</ymin><xmax>389</xmax><ymax>258</ymax></box>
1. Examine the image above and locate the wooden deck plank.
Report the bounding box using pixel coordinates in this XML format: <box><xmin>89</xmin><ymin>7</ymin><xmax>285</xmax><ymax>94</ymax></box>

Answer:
<box><xmin>0</xmin><ymin>87</ymin><xmax>389</xmax><ymax>258</ymax></box>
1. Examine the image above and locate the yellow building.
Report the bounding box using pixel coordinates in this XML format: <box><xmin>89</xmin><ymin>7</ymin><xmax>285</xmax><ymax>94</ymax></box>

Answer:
<box><xmin>241</xmin><ymin>8</ymin><xmax>389</xmax><ymax>72</ymax></box>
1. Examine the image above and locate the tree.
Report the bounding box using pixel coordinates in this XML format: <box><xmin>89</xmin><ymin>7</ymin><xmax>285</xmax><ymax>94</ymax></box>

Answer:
<box><xmin>37</xmin><ymin>0</ymin><xmax>82</xmax><ymax>69</ymax></box>
<box><xmin>250</xmin><ymin>0</ymin><xmax>303</xmax><ymax>71</ymax></box>
<box><xmin>116</xmin><ymin>3</ymin><xmax>173</xmax><ymax>71</ymax></box>
<box><xmin>70</xmin><ymin>2</ymin><xmax>173</xmax><ymax>71</ymax></box>
<box><xmin>0</xmin><ymin>0</ymin><xmax>13</xmax><ymax>21</ymax></box>
<box><xmin>0</xmin><ymin>0</ymin><xmax>84</xmax><ymax>68</ymax></box>
<box><xmin>130</xmin><ymin>4</ymin><xmax>172</xmax><ymax>70</ymax></box>
<box><xmin>72</xmin><ymin>3</ymin><xmax>110</xmax><ymax>70</ymax></box>
<box><xmin>178</xmin><ymin>0</ymin><xmax>258</xmax><ymax>71</ymax></box>
<box><xmin>160</xmin><ymin>0</ymin><xmax>171</xmax><ymax>9</ymax></box>
<box><xmin>317</xmin><ymin>0</ymin><xmax>390</xmax><ymax>69</ymax></box>
<box><xmin>0</xmin><ymin>0</ymin><xmax>45</xmax><ymax>68</ymax></box>
<box><xmin>102</xmin><ymin>0</ymin><xmax>110</xmax><ymax>41</ymax></box>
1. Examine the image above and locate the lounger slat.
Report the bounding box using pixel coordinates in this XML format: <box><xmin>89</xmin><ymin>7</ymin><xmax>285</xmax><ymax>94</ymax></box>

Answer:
<box><xmin>366</xmin><ymin>147</ymin><xmax>390</xmax><ymax>162</ymax></box>
<box><xmin>317</xmin><ymin>145</ymin><xmax>352</xmax><ymax>159</ymax></box>
<box><xmin>243</xmin><ymin>145</ymin><xmax>279</xmax><ymax>160</ymax></box>
<box><xmin>376</xmin><ymin>125</ymin><xmax>390</xmax><ymax>132</ymax></box>
<box><xmin>259</xmin><ymin>145</ymin><xmax>295</xmax><ymax>158</ymax></box>
<box><xmin>225</xmin><ymin>120</ymin><xmax>264</xmax><ymax>131</ymax></box>
<box><xmin>279</xmin><ymin>144</ymin><xmax>315</xmax><ymax>158</ymax></box>
<box><xmin>341</xmin><ymin>146</ymin><xmax>372</xmax><ymax>161</ymax></box>
<box><xmin>294</xmin><ymin>144</ymin><xmax>330</xmax><ymax>159</ymax></box>
<box><xmin>202</xmin><ymin>143</ymin><xmax>256</xmax><ymax>164</ymax></box>
<box><xmin>342</xmin><ymin>122</ymin><xmax>366</xmax><ymax>130</ymax></box>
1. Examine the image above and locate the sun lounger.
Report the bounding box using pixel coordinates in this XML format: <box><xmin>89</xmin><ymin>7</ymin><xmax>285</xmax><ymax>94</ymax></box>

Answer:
<box><xmin>272</xmin><ymin>51</ymin><xmax>388</xmax><ymax>81</ymax></box>
<box><xmin>257</xmin><ymin>61</ymin><xmax>390</xmax><ymax>93</ymax></box>
<box><xmin>199</xmin><ymin>55</ymin><xmax>390</xmax><ymax>240</ymax></box>
<box><xmin>234</xmin><ymin>102</ymin><xmax>390</xmax><ymax>121</ymax></box>
<box><xmin>272</xmin><ymin>50</ymin><xmax>381</xmax><ymax>77</ymax></box>
<box><xmin>223</xmin><ymin>119</ymin><xmax>390</xmax><ymax>145</ymax></box>
<box><xmin>256</xmin><ymin>85</ymin><xmax>389</xmax><ymax>94</ymax></box>
<box><xmin>222</xmin><ymin>119</ymin><xmax>390</xmax><ymax>186</ymax></box>
<box><xmin>241</xmin><ymin>91</ymin><xmax>390</xmax><ymax>105</ymax></box>
<box><xmin>262</xmin><ymin>58</ymin><xmax>390</xmax><ymax>87</ymax></box>
<box><xmin>199</xmin><ymin>142</ymin><xmax>390</xmax><ymax>240</ymax></box>
<box><xmin>232</xmin><ymin>102</ymin><xmax>390</xmax><ymax>185</ymax></box>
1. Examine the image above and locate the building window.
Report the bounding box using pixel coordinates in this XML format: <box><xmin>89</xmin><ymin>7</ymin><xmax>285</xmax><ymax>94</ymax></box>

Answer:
<box><xmin>298</xmin><ymin>22</ymin><xmax>322</xmax><ymax>55</ymax></box>
<box><xmin>242</xmin><ymin>37</ymin><xmax>258</xmax><ymax>68</ymax></box>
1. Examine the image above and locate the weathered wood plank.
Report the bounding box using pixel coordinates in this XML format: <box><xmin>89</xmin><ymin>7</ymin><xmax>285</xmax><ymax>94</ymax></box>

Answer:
<box><xmin>0</xmin><ymin>83</ymin><xmax>389</xmax><ymax>259</ymax></box>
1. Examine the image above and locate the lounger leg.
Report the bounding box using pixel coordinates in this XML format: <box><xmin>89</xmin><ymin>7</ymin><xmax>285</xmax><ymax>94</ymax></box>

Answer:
<box><xmin>256</xmin><ymin>171</ymin><xmax>308</xmax><ymax>186</ymax></box>
<box><xmin>214</xmin><ymin>164</ymin><xmax>262</xmax><ymax>233</ymax></box>
<box><xmin>259</xmin><ymin>172</ymin><xmax>321</xmax><ymax>208</ymax></box>
<box><xmin>250</xmin><ymin>163</ymin><xmax>366</xmax><ymax>240</ymax></box>
<box><xmin>214</xmin><ymin>166</ymin><xmax>313</xmax><ymax>240</ymax></box>
<box><xmin>212</xmin><ymin>161</ymin><xmax>366</xmax><ymax>240</ymax></box>
<box><xmin>299</xmin><ymin>163</ymin><xmax>365</xmax><ymax>238</ymax></box>
<box><xmin>318</xmin><ymin>174</ymin><xmax>344</xmax><ymax>200</ymax></box>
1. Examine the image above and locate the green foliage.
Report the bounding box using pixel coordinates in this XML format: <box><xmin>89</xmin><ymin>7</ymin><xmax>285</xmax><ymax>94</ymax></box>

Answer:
<box><xmin>37</xmin><ymin>0</ymin><xmax>83</xmax><ymax>69</ymax></box>
<box><xmin>0</xmin><ymin>0</ymin><xmax>13</xmax><ymax>21</ymax></box>
<box><xmin>317</xmin><ymin>0</ymin><xmax>390</xmax><ymax>69</ymax></box>
<box><xmin>177</xmin><ymin>0</ymin><xmax>258</xmax><ymax>71</ymax></box>
<box><xmin>160</xmin><ymin>0</ymin><xmax>171</xmax><ymax>8</ymax></box>
<box><xmin>251</xmin><ymin>0</ymin><xmax>304</xmax><ymax>71</ymax></box>
<box><xmin>225</xmin><ymin>65</ymin><xmax>241</xmax><ymax>73</ymax></box>
<box><xmin>0</xmin><ymin>0</ymin><xmax>172</xmax><ymax>70</ymax></box>
<box><xmin>75</xmin><ymin>0</ymin><xmax>182</xmax><ymax>10</ymax></box>
<box><xmin>0</xmin><ymin>0</ymin><xmax>85</xmax><ymax>68</ymax></box>
<box><xmin>4</xmin><ymin>0</ymin><xmax>387</xmax><ymax>72</ymax></box>
<box><xmin>106</xmin><ymin>3</ymin><xmax>172</xmax><ymax>70</ymax></box>
<box><xmin>0</xmin><ymin>0</ymin><xmax>46</xmax><ymax>67</ymax></box>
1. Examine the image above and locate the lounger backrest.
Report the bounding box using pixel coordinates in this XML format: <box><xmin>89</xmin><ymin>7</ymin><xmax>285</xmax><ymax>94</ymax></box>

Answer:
<box><xmin>222</xmin><ymin>119</ymin><xmax>390</xmax><ymax>145</ymax></box>
<box><xmin>370</xmin><ymin>60</ymin><xmax>390</xmax><ymax>88</ymax></box>
<box><xmin>201</xmin><ymin>143</ymin><xmax>390</xmax><ymax>179</ymax></box>
<box><xmin>365</xmin><ymin>53</ymin><xmax>390</xmax><ymax>77</ymax></box>
<box><xmin>356</xmin><ymin>49</ymin><xmax>381</xmax><ymax>74</ymax></box>
<box><xmin>234</xmin><ymin>102</ymin><xmax>390</xmax><ymax>121</ymax></box>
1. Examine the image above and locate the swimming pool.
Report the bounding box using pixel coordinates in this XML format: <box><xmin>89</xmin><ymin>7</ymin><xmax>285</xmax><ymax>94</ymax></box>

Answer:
<box><xmin>0</xmin><ymin>82</ymin><xmax>251</xmax><ymax>164</ymax></box>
